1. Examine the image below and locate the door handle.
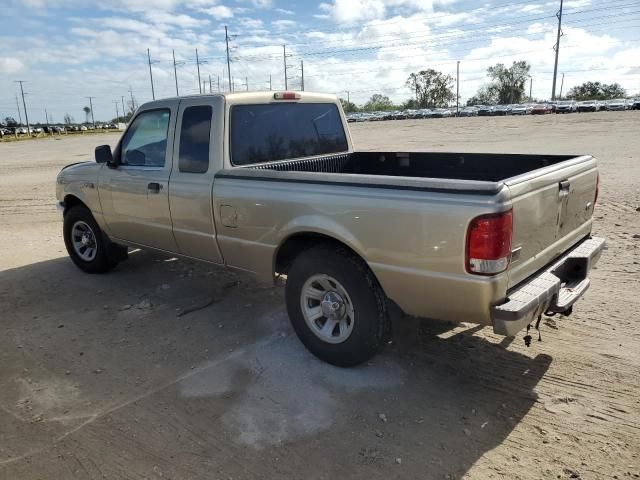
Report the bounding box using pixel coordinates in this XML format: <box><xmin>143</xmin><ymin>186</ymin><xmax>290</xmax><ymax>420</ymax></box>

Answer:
<box><xmin>147</xmin><ymin>182</ymin><xmax>162</xmax><ymax>193</ymax></box>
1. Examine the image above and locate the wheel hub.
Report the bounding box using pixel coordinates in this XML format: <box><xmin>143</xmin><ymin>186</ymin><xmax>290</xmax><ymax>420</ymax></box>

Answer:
<box><xmin>300</xmin><ymin>274</ymin><xmax>355</xmax><ymax>344</ymax></box>
<box><xmin>320</xmin><ymin>291</ymin><xmax>345</xmax><ymax>320</ymax></box>
<box><xmin>81</xmin><ymin>232</ymin><xmax>93</xmax><ymax>246</ymax></box>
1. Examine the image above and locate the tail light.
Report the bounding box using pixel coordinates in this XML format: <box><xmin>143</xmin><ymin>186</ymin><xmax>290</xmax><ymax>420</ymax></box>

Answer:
<box><xmin>466</xmin><ymin>210</ymin><xmax>513</xmax><ymax>275</ymax></box>
<box><xmin>274</xmin><ymin>92</ymin><xmax>300</xmax><ymax>100</ymax></box>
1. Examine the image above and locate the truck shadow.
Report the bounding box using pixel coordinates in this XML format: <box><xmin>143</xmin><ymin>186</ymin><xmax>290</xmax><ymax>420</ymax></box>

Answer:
<box><xmin>0</xmin><ymin>251</ymin><xmax>551</xmax><ymax>479</ymax></box>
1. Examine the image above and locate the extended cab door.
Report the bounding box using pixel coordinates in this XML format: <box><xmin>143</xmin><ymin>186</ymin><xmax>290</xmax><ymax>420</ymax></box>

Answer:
<box><xmin>98</xmin><ymin>102</ymin><xmax>178</xmax><ymax>252</ymax></box>
<box><xmin>167</xmin><ymin>96</ymin><xmax>224</xmax><ymax>263</ymax></box>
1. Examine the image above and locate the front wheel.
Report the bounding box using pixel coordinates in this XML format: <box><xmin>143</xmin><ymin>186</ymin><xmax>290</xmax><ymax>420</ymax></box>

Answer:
<box><xmin>63</xmin><ymin>205</ymin><xmax>123</xmax><ymax>274</ymax></box>
<box><xmin>285</xmin><ymin>245</ymin><xmax>389</xmax><ymax>367</ymax></box>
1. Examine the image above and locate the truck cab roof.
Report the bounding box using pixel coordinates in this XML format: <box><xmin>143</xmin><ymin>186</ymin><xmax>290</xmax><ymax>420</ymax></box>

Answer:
<box><xmin>138</xmin><ymin>91</ymin><xmax>339</xmax><ymax>111</ymax></box>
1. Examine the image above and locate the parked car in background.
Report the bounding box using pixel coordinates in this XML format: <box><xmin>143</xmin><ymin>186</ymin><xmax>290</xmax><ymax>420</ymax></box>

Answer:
<box><xmin>632</xmin><ymin>98</ymin><xmax>640</xmax><ymax>110</ymax></box>
<box><xmin>577</xmin><ymin>100</ymin><xmax>601</xmax><ymax>112</ymax></box>
<box><xmin>79</xmin><ymin>125</ymin><xmax>88</xmax><ymax>131</ymax></box>
<box><xmin>555</xmin><ymin>100</ymin><xmax>577</xmax><ymax>113</ymax></box>
<box><xmin>604</xmin><ymin>99</ymin><xmax>627</xmax><ymax>111</ymax></box>
<box><xmin>511</xmin><ymin>104</ymin><xmax>532</xmax><ymax>115</ymax></box>
<box><xmin>476</xmin><ymin>105</ymin><xmax>495</xmax><ymax>116</ymax></box>
<box><xmin>493</xmin><ymin>105</ymin><xmax>513</xmax><ymax>116</ymax></box>
<box><xmin>531</xmin><ymin>103</ymin><xmax>553</xmax><ymax>114</ymax></box>
<box><xmin>458</xmin><ymin>107</ymin><xmax>478</xmax><ymax>117</ymax></box>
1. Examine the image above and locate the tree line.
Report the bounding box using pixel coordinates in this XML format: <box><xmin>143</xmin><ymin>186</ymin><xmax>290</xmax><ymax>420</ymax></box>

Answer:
<box><xmin>340</xmin><ymin>61</ymin><xmax>630</xmax><ymax>112</ymax></box>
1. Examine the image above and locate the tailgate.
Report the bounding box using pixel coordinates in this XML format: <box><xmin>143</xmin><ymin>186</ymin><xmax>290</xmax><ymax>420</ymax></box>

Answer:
<box><xmin>506</xmin><ymin>155</ymin><xmax>598</xmax><ymax>289</ymax></box>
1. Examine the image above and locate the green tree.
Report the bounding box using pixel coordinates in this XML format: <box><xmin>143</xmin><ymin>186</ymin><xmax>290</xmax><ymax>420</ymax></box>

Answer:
<box><xmin>339</xmin><ymin>97</ymin><xmax>359</xmax><ymax>112</ymax></box>
<box><xmin>3</xmin><ymin>116</ymin><xmax>18</xmax><ymax>127</ymax></box>
<box><xmin>566</xmin><ymin>81</ymin><xmax>626</xmax><ymax>100</ymax></box>
<box><xmin>363</xmin><ymin>93</ymin><xmax>395</xmax><ymax>111</ymax></box>
<box><xmin>405</xmin><ymin>69</ymin><xmax>455</xmax><ymax>108</ymax></box>
<box><xmin>63</xmin><ymin>113</ymin><xmax>74</xmax><ymax>125</ymax></box>
<box><xmin>479</xmin><ymin>60</ymin><xmax>531</xmax><ymax>104</ymax></box>
<box><xmin>83</xmin><ymin>106</ymin><xmax>91</xmax><ymax>124</ymax></box>
<box><xmin>466</xmin><ymin>86</ymin><xmax>498</xmax><ymax>106</ymax></box>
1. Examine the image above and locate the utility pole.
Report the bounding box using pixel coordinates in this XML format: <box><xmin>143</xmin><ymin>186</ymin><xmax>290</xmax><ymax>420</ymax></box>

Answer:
<box><xmin>15</xmin><ymin>81</ymin><xmax>29</xmax><ymax>132</ymax></box>
<box><xmin>456</xmin><ymin>60</ymin><xmax>460</xmax><ymax>115</ymax></box>
<box><xmin>128</xmin><ymin>86</ymin><xmax>136</xmax><ymax>115</ymax></box>
<box><xmin>269</xmin><ymin>74</ymin><xmax>272</xmax><ymax>90</ymax></box>
<box><xmin>245</xmin><ymin>77</ymin><xmax>249</xmax><ymax>91</ymax></box>
<box><xmin>121</xmin><ymin>96</ymin><xmax>126</xmax><ymax>122</ymax></box>
<box><xmin>551</xmin><ymin>0</ymin><xmax>564</xmax><ymax>100</ymax></box>
<box><xmin>114</xmin><ymin>100</ymin><xmax>119</xmax><ymax>122</ymax></box>
<box><xmin>195</xmin><ymin>48</ymin><xmax>202</xmax><ymax>94</ymax></box>
<box><xmin>283</xmin><ymin>45</ymin><xmax>288</xmax><ymax>90</ymax></box>
<box><xmin>231</xmin><ymin>76</ymin><xmax>234</xmax><ymax>91</ymax></box>
<box><xmin>225</xmin><ymin>26</ymin><xmax>232</xmax><ymax>93</ymax></box>
<box><xmin>15</xmin><ymin>96</ymin><xmax>22</xmax><ymax>124</ymax></box>
<box><xmin>86</xmin><ymin>96</ymin><xmax>96</xmax><ymax>130</ymax></box>
<box><xmin>147</xmin><ymin>48</ymin><xmax>155</xmax><ymax>100</ymax></box>
<box><xmin>529</xmin><ymin>77</ymin><xmax>533</xmax><ymax>101</ymax></box>
<box><xmin>301</xmin><ymin>59</ymin><xmax>304</xmax><ymax>91</ymax></box>
<box><xmin>209</xmin><ymin>74</ymin><xmax>212</xmax><ymax>93</ymax></box>
<box><xmin>559</xmin><ymin>73</ymin><xmax>565</xmax><ymax>99</ymax></box>
<box><xmin>44</xmin><ymin>109</ymin><xmax>50</xmax><ymax>135</ymax></box>
<box><xmin>173</xmin><ymin>49</ymin><xmax>179</xmax><ymax>96</ymax></box>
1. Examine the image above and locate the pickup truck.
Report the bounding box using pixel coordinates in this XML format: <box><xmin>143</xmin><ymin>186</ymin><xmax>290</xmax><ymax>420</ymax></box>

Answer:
<box><xmin>56</xmin><ymin>91</ymin><xmax>605</xmax><ymax>366</ymax></box>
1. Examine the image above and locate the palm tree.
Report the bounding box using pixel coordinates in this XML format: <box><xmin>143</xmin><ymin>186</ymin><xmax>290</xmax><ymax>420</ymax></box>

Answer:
<box><xmin>83</xmin><ymin>106</ymin><xmax>91</xmax><ymax>124</ymax></box>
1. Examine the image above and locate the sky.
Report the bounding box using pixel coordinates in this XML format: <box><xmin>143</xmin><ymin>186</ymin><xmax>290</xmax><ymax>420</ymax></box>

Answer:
<box><xmin>0</xmin><ymin>0</ymin><xmax>639</xmax><ymax>123</ymax></box>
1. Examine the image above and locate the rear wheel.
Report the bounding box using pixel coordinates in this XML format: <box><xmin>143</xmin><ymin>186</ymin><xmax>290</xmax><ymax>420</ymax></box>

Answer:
<box><xmin>285</xmin><ymin>245</ymin><xmax>389</xmax><ymax>367</ymax></box>
<box><xmin>63</xmin><ymin>205</ymin><xmax>123</xmax><ymax>274</ymax></box>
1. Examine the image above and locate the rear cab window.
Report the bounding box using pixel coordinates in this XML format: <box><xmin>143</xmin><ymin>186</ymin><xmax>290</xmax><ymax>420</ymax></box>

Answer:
<box><xmin>230</xmin><ymin>103</ymin><xmax>348</xmax><ymax>166</ymax></box>
<box><xmin>179</xmin><ymin>105</ymin><xmax>212</xmax><ymax>174</ymax></box>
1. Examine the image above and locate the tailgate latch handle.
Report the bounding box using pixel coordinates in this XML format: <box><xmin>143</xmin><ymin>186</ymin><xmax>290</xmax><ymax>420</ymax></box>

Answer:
<box><xmin>559</xmin><ymin>180</ymin><xmax>570</xmax><ymax>198</ymax></box>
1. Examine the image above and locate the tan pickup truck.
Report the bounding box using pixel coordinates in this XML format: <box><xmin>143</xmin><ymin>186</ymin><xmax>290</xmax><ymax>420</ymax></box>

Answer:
<box><xmin>56</xmin><ymin>91</ymin><xmax>605</xmax><ymax>366</ymax></box>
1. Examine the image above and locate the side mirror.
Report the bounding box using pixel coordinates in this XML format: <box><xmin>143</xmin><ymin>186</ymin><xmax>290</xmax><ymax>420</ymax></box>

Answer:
<box><xmin>95</xmin><ymin>144</ymin><xmax>115</xmax><ymax>166</ymax></box>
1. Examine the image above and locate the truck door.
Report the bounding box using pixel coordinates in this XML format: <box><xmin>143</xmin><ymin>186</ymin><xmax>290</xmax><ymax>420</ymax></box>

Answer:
<box><xmin>168</xmin><ymin>96</ymin><xmax>224</xmax><ymax>263</ymax></box>
<box><xmin>98</xmin><ymin>104</ymin><xmax>178</xmax><ymax>252</ymax></box>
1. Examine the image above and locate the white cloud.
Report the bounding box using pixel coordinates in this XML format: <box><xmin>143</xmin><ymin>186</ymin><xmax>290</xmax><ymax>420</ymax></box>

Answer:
<box><xmin>272</xmin><ymin>19</ymin><xmax>297</xmax><ymax>31</ymax></box>
<box><xmin>199</xmin><ymin>5</ymin><xmax>234</xmax><ymax>19</ymax></box>
<box><xmin>144</xmin><ymin>11</ymin><xmax>211</xmax><ymax>27</ymax></box>
<box><xmin>275</xmin><ymin>8</ymin><xmax>294</xmax><ymax>15</ymax></box>
<box><xmin>246</xmin><ymin>0</ymin><xmax>273</xmax><ymax>8</ymax></box>
<box><xmin>520</xmin><ymin>4</ymin><xmax>544</xmax><ymax>13</ymax></box>
<box><xmin>318</xmin><ymin>0</ymin><xmax>457</xmax><ymax>24</ymax></box>
<box><xmin>0</xmin><ymin>57</ymin><xmax>25</xmax><ymax>74</ymax></box>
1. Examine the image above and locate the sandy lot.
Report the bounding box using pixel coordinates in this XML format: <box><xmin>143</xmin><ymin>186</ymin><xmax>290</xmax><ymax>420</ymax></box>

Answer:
<box><xmin>0</xmin><ymin>112</ymin><xmax>638</xmax><ymax>480</ymax></box>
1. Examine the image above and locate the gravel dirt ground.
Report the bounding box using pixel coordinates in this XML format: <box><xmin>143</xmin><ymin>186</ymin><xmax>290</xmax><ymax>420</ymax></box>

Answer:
<box><xmin>0</xmin><ymin>112</ymin><xmax>638</xmax><ymax>480</ymax></box>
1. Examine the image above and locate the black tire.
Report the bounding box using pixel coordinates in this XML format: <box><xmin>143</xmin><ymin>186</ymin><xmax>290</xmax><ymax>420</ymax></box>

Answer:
<box><xmin>63</xmin><ymin>205</ymin><xmax>122</xmax><ymax>274</ymax></box>
<box><xmin>285</xmin><ymin>244</ymin><xmax>389</xmax><ymax>367</ymax></box>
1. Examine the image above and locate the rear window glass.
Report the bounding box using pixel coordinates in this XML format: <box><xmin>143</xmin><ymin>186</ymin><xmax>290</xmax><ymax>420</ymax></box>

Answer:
<box><xmin>179</xmin><ymin>105</ymin><xmax>212</xmax><ymax>173</ymax></box>
<box><xmin>230</xmin><ymin>103</ymin><xmax>348</xmax><ymax>165</ymax></box>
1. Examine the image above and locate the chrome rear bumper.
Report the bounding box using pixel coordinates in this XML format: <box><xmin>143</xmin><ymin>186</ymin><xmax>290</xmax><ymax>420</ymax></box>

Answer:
<box><xmin>492</xmin><ymin>236</ymin><xmax>606</xmax><ymax>336</ymax></box>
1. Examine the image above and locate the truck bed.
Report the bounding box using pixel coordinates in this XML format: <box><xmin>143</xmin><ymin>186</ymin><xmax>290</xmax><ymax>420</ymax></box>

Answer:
<box><xmin>218</xmin><ymin>150</ymin><xmax>597</xmax><ymax>293</ymax></box>
<box><xmin>242</xmin><ymin>151</ymin><xmax>579</xmax><ymax>183</ymax></box>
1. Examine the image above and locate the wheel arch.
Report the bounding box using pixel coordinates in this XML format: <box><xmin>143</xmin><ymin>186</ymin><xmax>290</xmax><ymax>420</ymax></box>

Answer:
<box><xmin>274</xmin><ymin>231</ymin><xmax>382</xmax><ymax>286</ymax></box>
<box><xmin>62</xmin><ymin>194</ymin><xmax>88</xmax><ymax>215</ymax></box>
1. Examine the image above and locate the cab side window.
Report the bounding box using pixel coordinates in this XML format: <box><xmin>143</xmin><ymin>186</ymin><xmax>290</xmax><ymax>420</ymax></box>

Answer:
<box><xmin>179</xmin><ymin>105</ymin><xmax>212</xmax><ymax>174</ymax></box>
<box><xmin>121</xmin><ymin>109</ymin><xmax>170</xmax><ymax>167</ymax></box>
